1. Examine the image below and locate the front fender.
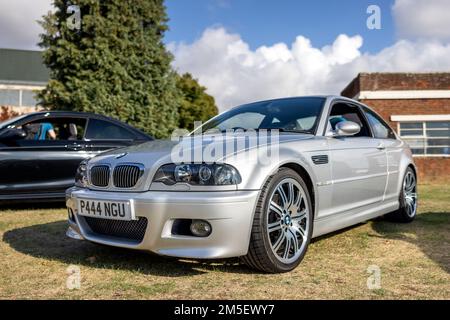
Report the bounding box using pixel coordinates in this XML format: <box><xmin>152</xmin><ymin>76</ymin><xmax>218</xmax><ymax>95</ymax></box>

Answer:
<box><xmin>222</xmin><ymin>141</ymin><xmax>326</xmax><ymax>220</ymax></box>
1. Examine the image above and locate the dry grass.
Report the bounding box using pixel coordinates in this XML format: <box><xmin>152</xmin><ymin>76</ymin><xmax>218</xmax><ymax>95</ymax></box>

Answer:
<box><xmin>0</xmin><ymin>183</ymin><xmax>449</xmax><ymax>300</ymax></box>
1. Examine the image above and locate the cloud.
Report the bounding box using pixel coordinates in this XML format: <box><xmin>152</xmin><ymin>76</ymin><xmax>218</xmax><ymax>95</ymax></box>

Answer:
<box><xmin>170</xmin><ymin>27</ymin><xmax>450</xmax><ymax>111</ymax></box>
<box><xmin>0</xmin><ymin>0</ymin><xmax>52</xmax><ymax>50</ymax></box>
<box><xmin>393</xmin><ymin>0</ymin><xmax>450</xmax><ymax>41</ymax></box>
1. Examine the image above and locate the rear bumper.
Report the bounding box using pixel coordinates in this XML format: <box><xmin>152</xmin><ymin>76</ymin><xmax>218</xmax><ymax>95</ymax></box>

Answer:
<box><xmin>66</xmin><ymin>187</ymin><xmax>260</xmax><ymax>259</ymax></box>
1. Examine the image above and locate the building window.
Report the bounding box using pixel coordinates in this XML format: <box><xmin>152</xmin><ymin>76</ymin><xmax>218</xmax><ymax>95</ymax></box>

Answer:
<box><xmin>21</xmin><ymin>90</ymin><xmax>38</xmax><ymax>106</ymax></box>
<box><xmin>0</xmin><ymin>89</ymin><xmax>20</xmax><ymax>106</ymax></box>
<box><xmin>398</xmin><ymin>121</ymin><xmax>450</xmax><ymax>156</ymax></box>
<box><xmin>0</xmin><ymin>88</ymin><xmax>38</xmax><ymax>107</ymax></box>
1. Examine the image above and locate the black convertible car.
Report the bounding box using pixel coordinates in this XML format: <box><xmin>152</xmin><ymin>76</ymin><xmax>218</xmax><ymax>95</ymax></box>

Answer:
<box><xmin>0</xmin><ymin>111</ymin><xmax>152</xmax><ymax>202</ymax></box>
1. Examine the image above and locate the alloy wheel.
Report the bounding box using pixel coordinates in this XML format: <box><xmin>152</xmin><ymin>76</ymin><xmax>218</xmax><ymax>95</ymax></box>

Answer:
<box><xmin>266</xmin><ymin>178</ymin><xmax>310</xmax><ymax>264</ymax></box>
<box><xmin>403</xmin><ymin>171</ymin><xmax>417</xmax><ymax>218</ymax></box>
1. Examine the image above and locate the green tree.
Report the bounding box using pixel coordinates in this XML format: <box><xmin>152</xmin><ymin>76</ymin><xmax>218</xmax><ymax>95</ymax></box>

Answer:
<box><xmin>176</xmin><ymin>73</ymin><xmax>218</xmax><ymax>131</ymax></box>
<box><xmin>38</xmin><ymin>0</ymin><xmax>180</xmax><ymax>138</ymax></box>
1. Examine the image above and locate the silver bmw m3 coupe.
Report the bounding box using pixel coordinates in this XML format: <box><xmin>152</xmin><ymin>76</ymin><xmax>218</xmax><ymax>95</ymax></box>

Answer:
<box><xmin>66</xmin><ymin>96</ymin><xmax>418</xmax><ymax>273</ymax></box>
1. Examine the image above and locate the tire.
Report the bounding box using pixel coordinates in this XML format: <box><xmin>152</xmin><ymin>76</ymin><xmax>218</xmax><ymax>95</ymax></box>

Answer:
<box><xmin>241</xmin><ymin>168</ymin><xmax>313</xmax><ymax>273</ymax></box>
<box><xmin>385</xmin><ymin>167</ymin><xmax>418</xmax><ymax>223</ymax></box>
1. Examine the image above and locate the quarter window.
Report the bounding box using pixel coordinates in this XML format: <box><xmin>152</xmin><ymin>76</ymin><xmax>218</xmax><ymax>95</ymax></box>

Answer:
<box><xmin>398</xmin><ymin>121</ymin><xmax>450</xmax><ymax>156</ymax></box>
<box><xmin>85</xmin><ymin>119</ymin><xmax>136</xmax><ymax>140</ymax></box>
<box><xmin>363</xmin><ymin>107</ymin><xmax>396</xmax><ymax>139</ymax></box>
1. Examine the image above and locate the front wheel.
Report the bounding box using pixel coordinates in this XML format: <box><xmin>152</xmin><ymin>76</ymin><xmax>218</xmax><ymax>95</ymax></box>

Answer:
<box><xmin>241</xmin><ymin>168</ymin><xmax>313</xmax><ymax>273</ymax></box>
<box><xmin>385</xmin><ymin>167</ymin><xmax>418</xmax><ymax>223</ymax></box>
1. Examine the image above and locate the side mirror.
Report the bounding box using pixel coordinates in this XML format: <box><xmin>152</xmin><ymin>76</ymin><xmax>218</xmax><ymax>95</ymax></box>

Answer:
<box><xmin>332</xmin><ymin>121</ymin><xmax>361</xmax><ymax>137</ymax></box>
<box><xmin>0</xmin><ymin>128</ymin><xmax>26</xmax><ymax>141</ymax></box>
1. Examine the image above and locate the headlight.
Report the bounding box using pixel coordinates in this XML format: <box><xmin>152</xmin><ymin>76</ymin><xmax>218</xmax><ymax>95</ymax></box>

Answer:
<box><xmin>153</xmin><ymin>163</ymin><xmax>241</xmax><ymax>186</ymax></box>
<box><xmin>75</xmin><ymin>160</ymin><xmax>88</xmax><ymax>188</ymax></box>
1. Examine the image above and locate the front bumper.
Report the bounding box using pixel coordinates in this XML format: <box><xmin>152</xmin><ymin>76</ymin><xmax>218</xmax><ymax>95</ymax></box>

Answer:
<box><xmin>66</xmin><ymin>187</ymin><xmax>259</xmax><ymax>259</ymax></box>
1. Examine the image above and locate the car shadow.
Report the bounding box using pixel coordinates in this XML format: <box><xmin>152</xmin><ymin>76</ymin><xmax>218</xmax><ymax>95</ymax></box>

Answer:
<box><xmin>4</xmin><ymin>212</ymin><xmax>448</xmax><ymax>276</ymax></box>
<box><xmin>2</xmin><ymin>220</ymin><xmax>254</xmax><ymax>276</ymax></box>
<box><xmin>311</xmin><ymin>212</ymin><xmax>450</xmax><ymax>274</ymax></box>
<box><xmin>371</xmin><ymin>212</ymin><xmax>450</xmax><ymax>274</ymax></box>
<box><xmin>0</xmin><ymin>202</ymin><xmax>65</xmax><ymax>210</ymax></box>
<box><xmin>310</xmin><ymin>222</ymin><xmax>367</xmax><ymax>243</ymax></box>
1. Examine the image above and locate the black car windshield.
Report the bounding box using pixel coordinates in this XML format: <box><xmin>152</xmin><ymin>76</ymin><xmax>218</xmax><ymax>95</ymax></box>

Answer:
<box><xmin>0</xmin><ymin>114</ymin><xmax>28</xmax><ymax>129</ymax></box>
<box><xmin>197</xmin><ymin>97</ymin><xmax>325</xmax><ymax>135</ymax></box>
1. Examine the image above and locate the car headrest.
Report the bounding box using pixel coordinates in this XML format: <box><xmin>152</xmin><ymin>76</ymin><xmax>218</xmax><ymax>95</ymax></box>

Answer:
<box><xmin>68</xmin><ymin>123</ymin><xmax>78</xmax><ymax>140</ymax></box>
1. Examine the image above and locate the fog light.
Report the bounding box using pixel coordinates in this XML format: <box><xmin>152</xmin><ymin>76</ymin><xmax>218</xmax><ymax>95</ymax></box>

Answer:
<box><xmin>190</xmin><ymin>219</ymin><xmax>212</xmax><ymax>237</ymax></box>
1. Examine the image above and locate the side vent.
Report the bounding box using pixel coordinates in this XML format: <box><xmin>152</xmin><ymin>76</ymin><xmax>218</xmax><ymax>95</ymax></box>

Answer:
<box><xmin>311</xmin><ymin>155</ymin><xmax>329</xmax><ymax>165</ymax></box>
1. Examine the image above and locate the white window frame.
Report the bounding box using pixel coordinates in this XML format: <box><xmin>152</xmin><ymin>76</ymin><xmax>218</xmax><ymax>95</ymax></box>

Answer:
<box><xmin>354</xmin><ymin>90</ymin><xmax>450</xmax><ymax>100</ymax></box>
<box><xmin>392</xmin><ymin>115</ymin><xmax>450</xmax><ymax>157</ymax></box>
<box><xmin>0</xmin><ymin>84</ymin><xmax>45</xmax><ymax>107</ymax></box>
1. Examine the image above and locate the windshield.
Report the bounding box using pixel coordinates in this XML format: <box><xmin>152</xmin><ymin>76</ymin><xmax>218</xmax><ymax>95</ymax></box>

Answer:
<box><xmin>0</xmin><ymin>114</ymin><xmax>27</xmax><ymax>129</ymax></box>
<box><xmin>197</xmin><ymin>97</ymin><xmax>325</xmax><ymax>135</ymax></box>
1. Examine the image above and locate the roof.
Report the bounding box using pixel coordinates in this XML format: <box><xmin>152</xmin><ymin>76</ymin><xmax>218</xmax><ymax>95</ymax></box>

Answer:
<box><xmin>239</xmin><ymin>95</ymin><xmax>335</xmax><ymax>105</ymax></box>
<box><xmin>20</xmin><ymin>110</ymin><xmax>140</xmax><ymax>124</ymax></box>
<box><xmin>0</xmin><ymin>49</ymin><xmax>49</xmax><ymax>85</ymax></box>
<box><xmin>341</xmin><ymin>72</ymin><xmax>450</xmax><ymax>98</ymax></box>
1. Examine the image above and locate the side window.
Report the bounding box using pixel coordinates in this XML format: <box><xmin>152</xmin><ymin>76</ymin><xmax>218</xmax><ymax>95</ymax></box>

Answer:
<box><xmin>85</xmin><ymin>119</ymin><xmax>136</xmax><ymax>140</ymax></box>
<box><xmin>327</xmin><ymin>102</ymin><xmax>371</xmax><ymax>137</ymax></box>
<box><xmin>21</xmin><ymin>117</ymin><xmax>86</xmax><ymax>141</ymax></box>
<box><xmin>363</xmin><ymin>107</ymin><xmax>396</xmax><ymax>139</ymax></box>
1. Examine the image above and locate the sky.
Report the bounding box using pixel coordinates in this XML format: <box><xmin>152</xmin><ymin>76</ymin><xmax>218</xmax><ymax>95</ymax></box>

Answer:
<box><xmin>1</xmin><ymin>0</ymin><xmax>450</xmax><ymax>110</ymax></box>
<box><xmin>165</xmin><ymin>0</ymin><xmax>397</xmax><ymax>54</ymax></box>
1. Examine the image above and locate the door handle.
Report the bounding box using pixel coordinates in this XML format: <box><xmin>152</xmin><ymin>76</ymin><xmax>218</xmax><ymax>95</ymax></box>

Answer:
<box><xmin>65</xmin><ymin>143</ymin><xmax>84</xmax><ymax>150</ymax></box>
<box><xmin>377</xmin><ymin>143</ymin><xmax>386</xmax><ymax>150</ymax></box>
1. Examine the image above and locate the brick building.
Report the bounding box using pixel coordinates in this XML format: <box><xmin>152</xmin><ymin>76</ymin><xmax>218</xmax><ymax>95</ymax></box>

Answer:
<box><xmin>341</xmin><ymin>73</ymin><xmax>450</xmax><ymax>182</ymax></box>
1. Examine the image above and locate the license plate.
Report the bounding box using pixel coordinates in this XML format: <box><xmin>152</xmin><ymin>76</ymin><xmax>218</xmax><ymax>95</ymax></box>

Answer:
<box><xmin>76</xmin><ymin>198</ymin><xmax>134</xmax><ymax>221</ymax></box>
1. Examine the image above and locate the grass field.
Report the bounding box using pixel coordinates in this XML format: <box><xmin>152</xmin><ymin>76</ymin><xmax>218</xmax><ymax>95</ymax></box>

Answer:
<box><xmin>0</xmin><ymin>183</ymin><xmax>449</xmax><ymax>299</ymax></box>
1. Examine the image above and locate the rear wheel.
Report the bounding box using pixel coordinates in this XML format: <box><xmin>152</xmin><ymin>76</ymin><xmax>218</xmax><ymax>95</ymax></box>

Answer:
<box><xmin>385</xmin><ymin>167</ymin><xmax>417</xmax><ymax>223</ymax></box>
<box><xmin>241</xmin><ymin>168</ymin><xmax>313</xmax><ymax>273</ymax></box>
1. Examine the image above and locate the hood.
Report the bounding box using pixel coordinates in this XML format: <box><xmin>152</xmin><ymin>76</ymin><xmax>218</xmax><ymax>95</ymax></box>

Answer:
<box><xmin>90</xmin><ymin>132</ymin><xmax>314</xmax><ymax>167</ymax></box>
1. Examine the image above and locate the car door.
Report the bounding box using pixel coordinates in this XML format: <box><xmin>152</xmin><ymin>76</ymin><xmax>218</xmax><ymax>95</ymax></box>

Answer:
<box><xmin>362</xmin><ymin>106</ymin><xmax>402</xmax><ymax>203</ymax></box>
<box><xmin>0</xmin><ymin>115</ymin><xmax>90</xmax><ymax>197</ymax></box>
<box><xmin>83</xmin><ymin>118</ymin><xmax>144</xmax><ymax>154</ymax></box>
<box><xmin>325</xmin><ymin>101</ymin><xmax>388</xmax><ymax>217</ymax></box>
